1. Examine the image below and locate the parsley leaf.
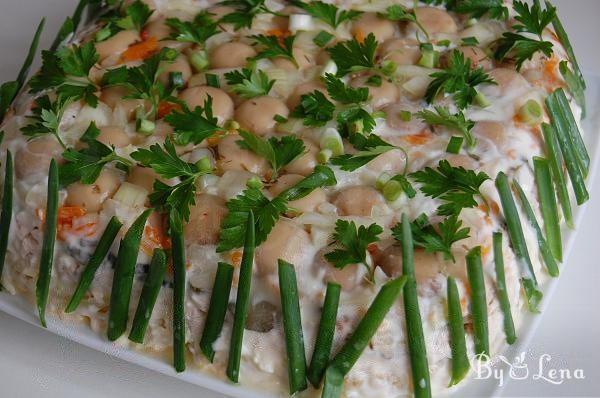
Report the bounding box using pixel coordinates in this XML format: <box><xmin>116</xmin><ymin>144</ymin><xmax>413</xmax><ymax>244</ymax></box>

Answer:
<box><xmin>217</xmin><ymin>165</ymin><xmax>336</xmax><ymax>252</ymax></box>
<box><xmin>165</xmin><ymin>12</ymin><xmax>219</xmax><ymax>46</ymax></box>
<box><xmin>290</xmin><ymin>90</ymin><xmax>335</xmax><ymax>127</ymax></box>
<box><xmin>164</xmin><ymin>96</ymin><xmax>225</xmax><ymax>146</ymax></box>
<box><xmin>116</xmin><ymin>0</ymin><xmax>153</xmax><ymax>31</ymax></box>
<box><xmin>452</xmin><ymin>0</ymin><xmax>509</xmax><ymax>20</ymax></box>
<box><xmin>20</xmin><ymin>95</ymin><xmax>71</xmax><ymax>149</ymax></box>
<box><xmin>331</xmin><ymin>134</ymin><xmax>398</xmax><ymax>171</ymax></box>
<box><xmin>426</xmin><ymin>50</ymin><xmax>495</xmax><ymax>109</ymax></box>
<box><xmin>250</xmin><ymin>34</ymin><xmax>296</xmax><ymax>65</ymax></box>
<box><xmin>236</xmin><ymin>130</ymin><xmax>305</xmax><ymax>179</ymax></box>
<box><xmin>327</xmin><ymin>33</ymin><xmax>377</xmax><ymax>76</ymax></box>
<box><xmin>59</xmin><ymin>123</ymin><xmax>132</xmax><ymax>185</ymax></box>
<box><xmin>494</xmin><ymin>0</ymin><xmax>555</xmax><ymax>70</ymax></box>
<box><xmin>324</xmin><ymin>219</ymin><xmax>382</xmax><ymax>279</ymax></box>
<box><xmin>224</xmin><ymin>67</ymin><xmax>275</xmax><ymax>99</ymax></box>
<box><xmin>218</xmin><ymin>0</ymin><xmax>279</xmax><ymax>30</ymax></box>
<box><xmin>410</xmin><ymin>159</ymin><xmax>490</xmax><ymax>216</ymax></box>
<box><xmin>324</xmin><ymin>73</ymin><xmax>369</xmax><ymax>104</ymax></box>
<box><xmin>416</xmin><ymin>106</ymin><xmax>476</xmax><ymax>149</ymax></box>
<box><xmin>392</xmin><ymin>213</ymin><xmax>470</xmax><ymax>262</ymax></box>
<box><xmin>292</xmin><ymin>1</ymin><xmax>362</xmax><ymax>28</ymax></box>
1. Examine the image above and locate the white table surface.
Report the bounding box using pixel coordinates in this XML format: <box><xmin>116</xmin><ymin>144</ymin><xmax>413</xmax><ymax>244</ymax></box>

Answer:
<box><xmin>0</xmin><ymin>1</ymin><xmax>599</xmax><ymax>397</ymax></box>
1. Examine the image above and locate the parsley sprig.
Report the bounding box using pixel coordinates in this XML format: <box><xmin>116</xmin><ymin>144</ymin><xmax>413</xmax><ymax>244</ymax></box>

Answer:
<box><xmin>416</xmin><ymin>107</ymin><xmax>476</xmax><ymax>149</ymax></box>
<box><xmin>219</xmin><ymin>0</ymin><xmax>282</xmax><ymax>30</ymax></box>
<box><xmin>331</xmin><ymin>134</ymin><xmax>403</xmax><ymax>172</ymax></box>
<box><xmin>411</xmin><ymin>160</ymin><xmax>490</xmax><ymax>216</ymax></box>
<box><xmin>164</xmin><ymin>97</ymin><xmax>225</xmax><ymax>146</ymax></box>
<box><xmin>290</xmin><ymin>90</ymin><xmax>335</xmax><ymax>127</ymax></box>
<box><xmin>236</xmin><ymin>130</ymin><xmax>305</xmax><ymax>180</ymax></box>
<box><xmin>495</xmin><ymin>0</ymin><xmax>556</xmax><ymax>70</ymax></box>
<box><xmin>95</xmin><ymin>0</ymin><xmax>153</xmax><ymax>41</ymax></box>
<box><xmin>379</xmin><ymin>5</ymin><xmax>429</xmax><ymax>39</ymax></box>
<box><xmin>224</xmin><ymin>66</ymin><xmax>275</xmax><ymax>99</ymax></box>
<box><xmin>165</xmin><ymin>12</ymin><xmax>219</xmax><ymax>46</ymax></box>
<box><xmin>452</xmin><ymin>0</ymin><xmax>509</xmax><ymax>20</ymax></box>
<box><xmin>327</xmin><ymin>34</ymin><xmax>377</xmax><ymax>76</ymax></box>
<box><xmin>325</xmin><ymin>219</ymin><xmax>382</xmax><ymax>281</ymax></box>
<box><xmin>392</xmin><ymin>213</ymin><xmax>470</xmax><ymax>262</ymax></box>
<box><xmin>131</xmin><ymin>139</ymin><xmax>213</xmax><ymax>221</ymax></box>
<box><xmin>426</xmin><ymin>50</ymin><xmax>495</xmax><ymax>109</ymax></box>
<box><xmin>250</xmin><ymin>34</ymin><xmax>297</xmax><ymax>66</ymax></box>
<box><xmin>217</xmin><ymin>165</ymin><xmax>337</xmax><ymax>252</ymax></box>
<box><xmin>291</xmin><ymin>1</ymin><xmax>362</xmax><ymax>29</ymax></box>
<box><xmin>29</xmin><ymin>42</ymin><xmax>100</xmax><ymax>106</ymax></box>
<box><xmin>21</xmin><ymin>95</ymin><xmax>72</xmax><ymax>149</ymax></box>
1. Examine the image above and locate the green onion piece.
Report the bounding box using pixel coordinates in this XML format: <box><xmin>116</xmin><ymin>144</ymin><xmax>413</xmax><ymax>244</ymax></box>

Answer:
<box><xmin>307</xmin><ymin>282</ymin><xmax>341</xmax><ymax>388</ymax></box>
<box><xmin>107</xmin><ymin>208</ymin><xmax>152</xmax><ymax>341</ymax></box>
<box><xmin>50</xmin><ymin>0</ymin><xmax>87</xmax><ymax>51</ymax></box>
<box><xmin>190</xmin><ymin>49</ymin><xmax>209</xmax><ymax>72</ymax></box>
<box><xmin>170</xmin><ymin>209</ymin><xmax>187</xmax><ymax>372</ymax></box>
<box><xmin>136</xmin><ymin>118</ymin><xmax>156</xmax><ymax>135</ymax></box>
<box><xmin>199</xmin><ymin>262</ymin><xmax>234</xmax><ymax>362</ymax></box>
<box><xmin>559</xmin><ymin>60</ymin><xmax>586</xmax><ymax>118</ymax></box>
<box><xmin>466</xmin><ymin>246</ymin><xmax>489</xmax><ymax>359</ymax></box>
<box><xmin>314</xmin><ymin>30</ymin><xmax>334</xmax><ymax>47</ymax></box>
<box><xmin>493</xmin><ymin>232</ymin><xmax>516</xmax><ymax>345</ymax></box>
<box><xmin>278</xmin><ymin>260</ymin><xmax>308</xmax><ymax>395</ymax></box>
<box><xmin>321</xmin><ymin>275</ymin><xmax>407</xmax><ymax>398</ymax></box>
<box><xmin>446</xmin><ymin>136</ymin><xmax>464</xmax><ymax>154</ymax></box>
<box><xmin>474</xmin><ymin>91</ymin><xmax>491</xmax><ymax>108</ymax></box>
<box><xmin>0</xmin><ymin>150</ymin><xmax>13</xmax><ymax>288</ymax></box>
<box><xmin>518</xmin><ymin>99</ymin><xmax>543</xmax><ymax>126</ymax></box>
<box><xmin>446</xmin><ymin>276</ymin><xmax>469</xmax><ymax>386</ymax></box>
<box><xmin>400</xmin><ymin>214</ymin><xmax>432</xmax><ymax>398</ymax></box>
<box><xmin>227</xmin><ymin>210</ymin><xmax>256</xmax><ymax>383</ymax></box>
<box><xmin>35</xmin><ymin>159</ymin><xmax>59</xmax><ymax>328</ymax></box>
<box><xmin>382</xmin><ymin>179</ymin><xmax>403</xmax><ymax>202</ymax></box>
<box><xmin>65</xmin><ymin>216</ymin><xmax>123</xmax><ymax>312</ymax></box>
<box><xmin>495</xmin><ymin>172</ymin><xmax>542</xmax><ymax>313</ymax></box>
<box><xmin>205</xmin><ymin>73</ymin><xmax>220</xmax><ymax>88</ymax></box>
<box><xmin>513</xmin><ymin>179</ymin><xmax>560</xmax><ymax>277</ymax></box>
<box><xmin>128</xmin><ymin>248</ymin><xmax>168</xmax><ymax>343</ymax></box>
<box><xmin>533</xmin><ymin>157</ymin><xmax>563</xmax><ymax>262</ymax></box>
<box><xmin>541</xmin><ymin>123</ymin><xmax>573</xmax><ymax>228</ymax></box>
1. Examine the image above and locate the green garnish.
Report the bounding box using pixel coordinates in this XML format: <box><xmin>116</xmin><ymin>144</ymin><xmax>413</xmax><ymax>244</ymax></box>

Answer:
<box><xmin>291</xmin><ymin>90</ymin><xmax>335</xmax><ymax>127</ymax></box>
<box><xmin>219</xmin><ymin>0</ymin><xmax>280</xmax><ymax>30</ymax></box>
<box><xmin>426</xmin><ymin>50</ymin><xmax>495</xmax><ymax>109</ymax></box>
<box><xmin>292</xmin><ymin>1</ymin><xmax>362</xmax><ymax>29</ymax></box>
<box><xmin>0</xmin><ymin>151</ymin><xmax>13</xmax><ymax>289</ymax></box>
<box><xmin>416</xmin><ymin>107</ymin><xmax>476</xmax><ymax>148</ymax></box>
<box><xmin>21</xmin><ymin>95</ymin><xmax>72</xmax><ymax>149</ymax></box>
<box><xmin>107</xmin><ymin>0</ymin><xmax>153</xmax><ymax>33</ymax></box>
<box><xmin>447</xmin><ymin>276</ymin><xmax>469</xmax><ymax>386</ymax></box>
<box><xmin>278</xmin><ymin>260</ymin><xmax>308</xmax><ymax>395</ymax></box>
<box><xmin>492</xmin><ymin>232</ymin><xmax>517</xmax><ymax>344</ymax></box>
<box><xmin>165</xmin><ymin>12</ymin><xmax>219</xmax><ymax>46</ymax></box>
<box><xmin>313</xmin><ymin>30</ymin><xmax>334</xmax><ymax>47</ymax></box>
<box><xmin>461</xmin><ymin>36</ymin><xmax>479</xmax><ymax>47</ymax></box>
<box><xmin>331</xmin><ymin>134</ymin><xmax>400</xmax><ymax>172</ymax></box>
<box><xmin>533</xmin><ymin>157</ymin><xmax>562</xmax><ymax>262</ymax></box>
<box><xmin>170</xmin><ymin>209</ymin><xmax>187</xmax><ymax>372</ymax></box>
<box><xmin>36</xmin><ymin>159</ymin><xmax>59</xmax><ymax>328</ymax></box>
<box><xmin>250</xmin><ymin>34</ymin><xmax>296</xmax><ymax>65</ymax></box>
<box><xmin>392</xmin><ymin>213</ymin><xmax>470</xmax><ymax>263</ymax></box>
<box><xmin>164</xmin><ymin>97</ymin><xmax>225</xmax><ymax>146</ymax></box>
<box><xmin>327</xmin><ymin>34</ymin><xmax>377</xmax><ymax>77</ymax></box>
<box><xmin>51</xmin><ymin>0</ymin><xmax>88</xmax><ymax>51</ymax></box>
<box><xmin>446</xmin><ymin>136</ymin><xmax>464</xmax><ymax>154</ymax></box>
<box><xmin>494</xmin><ymin>0</ymin><xmax>555</xmax><ymax>70</ymax></box>
<box><xmin>379</xmin><ymin>5</ymin><xmax>429</xmax><ymax>39</ymax></box>
<box><xmin>466</xmin><ymin>246</ymin><xmax>489</xmax><ymax>359</ymax></box>
<box><xmin>452</xmin><ymin>0</ymin><xmax>509</xmax><ymax>20</ymax></box>
<box><xmin>224</xmin><ymin>67</ymin><xmax>275</xmax><ymax>99</ymax></box>
<box><xmin>410</xmin><ymin>159</ymin><xmax>490</xmax><ymax>216</ymax></box>
<box><xmin>380</xmin><ymin>174</ymin><xmax>416</xmax><ymax>202</ymax></box>
<box><xmin>324</xmin><ymin>219</ymin><xmax>383</xmax><ymax>281</ymax></box>
<box><xmin>205</xmin><ymin>73</ymin><xmax>220</xmax><ymax>88</ymax></box>
<box><xmin>199</xmin><ymin>262</ymin><xmax>234</xmax><ymax>362</ymax></box>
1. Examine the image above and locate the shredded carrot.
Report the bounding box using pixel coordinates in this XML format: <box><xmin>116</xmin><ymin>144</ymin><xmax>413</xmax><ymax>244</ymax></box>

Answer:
<box><xmin>121</xmin><ymin>37</ymin><xmax>158</xmax><ymax>63</ymax></box>
<box><xmin>157</xmin><ymin>101</ymin><xmax>180</xmax><ymax>119</ymax></box>
<box><xmin>354</xmin><ymin>29</ymin><xmax>365</xmax><ymax>44</ymax></box>
<box><xmin>58</xmin><ymin>206</ymin><xmax>86</xmax><ymax>224</ymax></box>
<box><xmin>56</xmin><ymin>206</ymin><xmax>97</xmax><ymax>240</ymax></box>
<box><xmin>403</xmin><ymin>131</ymin><xmax>431</xmax><ymax>146</ymax></box>
<box><xmin>230</xmin><ymin>250</ymin><xmax>243</xmax><ymax>267</ymax></box>
<box><xmin>266</xmin><ymin>29</ymin><xmax>291</xmax><ymax>45</ymax></box>
<box><xmin>141</xmin><ymin>224</ymin><xmax>171</xmax><ymax>255</ymax></box>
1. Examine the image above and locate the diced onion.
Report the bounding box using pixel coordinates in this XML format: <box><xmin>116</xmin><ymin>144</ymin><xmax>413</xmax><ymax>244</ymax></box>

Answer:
<box><xmin>320</xmin><ymin>60</ymin><xmax>338</xmax><ymax>77</ymax></box>
<box><xmin>113</xmin><ymin>182</ymin><xmax>149</xmax><ymax>208</ymax></box>
<box><xmin>289</xmin><ymin>14</ymin><xmax>314</xmax><ymax>33</ymax></box>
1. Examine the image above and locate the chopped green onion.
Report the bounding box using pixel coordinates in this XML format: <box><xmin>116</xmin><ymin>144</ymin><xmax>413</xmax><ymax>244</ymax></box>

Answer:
<box><xmin>382</xmin><ymin>179</ymin><xmax>403</xmax><ymax>202</ymax></box>
<box><xmin>474</xmin><ymin>91</ymin><xmax>491</xmax><ymax>108</ymax></box>
<box><xmin>205</xmin><ymin>73</ymin><xmax>220</xmax><ymax>88</ymax></box>
<box><xmin>170</xmin><ymin>209</ymin><xmax>187</xmax><ymax>372</ymax></box>
<box><xmin>0</xmin><ymin>151</ymin><xmax>13</xmax><ymax>289</ymax></box>
<box><xmin>246</xmin><ymin>176</ymin><xmax>263</xmax><ymax>189</ymax></box>
<box><xmin>227</xmin><ymin>210</ymin><xmax>256</xmax><ymax>383</ymax></box>
<box><xmin>418</xmin><ymin>43</ymin><xmax>438</xmax><ymax>68</ymax></box>
<box><xmin>321</xmin><ymin>276</ymin><xmax>407</xmax><ymax>398</ymax></box>
<box><xmin>541</xmin><ymin>123</ymin><xmax>573</xmax><ymax>228</ymax></box>
<box><xmin>366</xmin><ymin>75</ymin><xmax>382</xmax><ymax>87</ymax></box>
<box><xmin>307</xmin><ymin>282</ymin><xmax>341</xmax><ymax>387</ymax></box>
<box><xmin>447</xmin><ymin>276</ymin><xmax>469</xmax><ymax>386</ymax></box>
<box><xmin>513</xmin><ymin>179</ymin><xmax>560</xmax><ymax>277</ymax></box>
<box><xmin>136</xmin><ymin>118</ymin><xmax>156</xmax><ymax>135</ymax></box>
<box><xmin>107</xmin><ymin>208</ymin><xmax>152</xmax><ymax>341</ymax></box>
<box><xmin>533</xmin><ymin>157</ymin><xmax>562</xmax><ymax>262</ymax></box>
<box><xmin>66</xmin><ymin>216</ymin><xmax>123</xmax><ymax>312</ymax></box>
<box><xmin>314</xmin><ymin>30</ymin><xmax>334</xmax><ymax>47</ymax></box>
<box><xmin>375</xmin><ymin>172</ymin><xmax>392</xmax><ymax>191</ymax></box>
<box><xmin>493</xmin><ymin>232</ymin><xmax>516</xmax><ymax>345</ymax></box>
<box><xmin>195</xmin><ymin>156</ymin><xmax>212</xmax><ymax>173</ymax></box>
<box><xmin>199</xmin><ymin>262</ymin><xmax>234</xmax><ymax>362</ymax></box>
<box><xmin>399</xmin><ymin>110</ymin><xmax>412</xmax><ymax>122</ymax></box>
<box><xmin>189</xmin><ymin>49</ymin><xmax>209</xmax><ymax>72</ymax></box>
<box><xmin>273</xmin><ymin>114</ymin><xmax>288</xmax><ymax>124</ymax></box>
<box><xmin>399</xmin><ymin>214</ymin><xmax>432</xmax><ymax>398</ymax></box>
<box><xmin>317</xmin><ymin>149</ymin><xmax>332</xmax><ymax>164</ymax></box>
<box><xmin>559</xmin><ymin>60</ymin><xmax>586</xmax><ymax>118</ymax></box>
<box><xmin>320</xmin><ymin>129</ymin><xmax>344</xmax><ymax>156</ymax></box>
<box><xmin>466</xmin><ymin>246</ymin><xmax>489</xmax><ymax>359</ymax></box>
<box><xmin>50</xmin><ymin>0</ymin><xmax>87</xmax><ymax>51</ymax></box>
<box><xmin>446</xmin><ymin>136</ymin><xmax>464</xmax><ymax>154</ymax></box>
<box><xmin>36</xmin><ymin>159</ymin><xmax>59</xmax><ymax>328</ymax></box>
<box><xmin>495</xmin><ymin>172</ymin><xmax>542</xmax><ymax>313</ymax></box>
<box><xmin>278</xmin><ymin>260</ymin><xmax>308</xmax><ymax>395</ymax></box>
<box><xmin>128</xmin><ymin>248</ymin><xmax>168</xmax><ymax>343</ymax></box>
<box><xmin>381</xmin><ymin>60</ymin><xmax>397</xmax><ymax>76</ymax></box>
<box><xmin>460</xmin><ymin>36</ymin><xmax>479</xmax><ymax>46</ymax></box>
<box><xmin>518</xmin><ymin>99</ymin><xmax>543</xmax><ymax>126</ymax></box>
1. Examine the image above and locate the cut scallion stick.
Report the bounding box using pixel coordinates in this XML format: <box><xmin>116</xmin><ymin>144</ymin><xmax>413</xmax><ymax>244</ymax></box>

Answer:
<box><xmin>227</xmin><ymin>211</ymin><xmax>256</xmax><ymax>383</ymax></box>
<box><xmin>495</xmin><ymin>172</ymin><xmax>543</xmax><ymax>313</ymax></box>
<box><xmin>205</xmin><ymin>73</ymin><xmax>220</xmax><ymax>88</ymax></box>
<box><xmin>170</xmin><ymin>209</ymin><xmax>187</xmax><ymax>373</ymax></box>
<box><xmin>199</xmin><ymin>262</ymin><xmax>234</xmax><ymax>362</ymax></box>
<box><xmin>321</xmin><ymin>275</ymin><xmax>407</xmax><ymax>398</ymax></box>
<box><xmin>400</xmin><ymin>214</ymin><xmax>432</xmax><ymax>398</ymax></box>
<box><xmin>493</xmin><ymin>232</ymin><xmax>516</xmax><ymax>345</ymax></box>
<box><xmin>36</xmin><ymin>159</ymin><xmax>59</xmax><ymax>328</ymax></box>
<box><xmin>466</xmin><ymin>247</ymin><xmax>489</xmax><ymax>359</ymax></box>
<box><xmin>542</xmin><ymin>123</ymin><xmax>573</xmax><ymax>228</ymax></box>
<box><xmin>278</xmin><ymin>260</ymin><xmax>308</xmax><ymax>395</ymax></box>
<box><xmin>447</xmin><ymin>276</ymin><xmax>469</xmax><ymax>386</ymax></box>
<box><xmin>446</xmin><ymin>136</ymin><xmax>463</xmax><ymax>154</ymax></box>
<box><xmin>0</xmin><ymin>150</ymin><xmax>13</xmax><ymax>288</ymax></box>
<box><xmin>50</xmin><ymin>0</ymin><xmax>87</xmax><ymax>51</ymax></box>
<box><xmin>128</xmin><ymin>248</ymin><xmax>168</xmax><ymax>343</ymax></box>
<box><xmin>307</xmin><ymin>282</ymin><xmax>341</xmax><ymax>388</ymax></box>
<box><xmin>66</xmin><ymin>216</ymin><xmax>122</xmax><ymax>312</ymax></box>
<box><xmin>513</xmin><ymin>180</ymin><xmax>559</xmax><ymax>277</ymax></box>
<box><xmin>533</xmin><ymin>157</ymin><xmax>563</xmax><ymax>262</ymax></box>
<box><xmin>107</xmin><ymin>208</ymin><xmax>152</xmax><ymax>341</ymax></box>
